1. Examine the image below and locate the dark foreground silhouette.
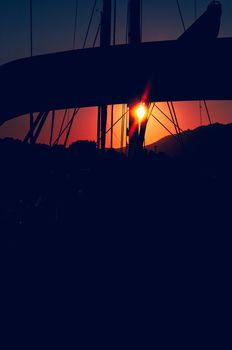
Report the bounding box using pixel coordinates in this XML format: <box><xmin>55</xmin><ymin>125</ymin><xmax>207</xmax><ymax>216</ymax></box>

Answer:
<box><xmin>1</xmin><ymin>134</ymin><xmax>231</xmax><ymax>347</ymax></box>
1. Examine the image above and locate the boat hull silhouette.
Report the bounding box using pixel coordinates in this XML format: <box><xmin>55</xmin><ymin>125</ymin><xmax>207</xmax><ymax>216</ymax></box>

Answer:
<box><xmin>1</xmin><ymin>37</ymin><xmax>232</xmax><ymax>124</ymax></box>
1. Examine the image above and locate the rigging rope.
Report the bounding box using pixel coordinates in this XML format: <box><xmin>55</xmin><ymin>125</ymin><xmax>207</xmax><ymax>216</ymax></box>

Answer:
<box><xmin>105</xmin><ymin>109</ymin><xmax>129</xmax><ymax>136</ymax></box>
<box><xmin>64</xmin><ymin>108</ymin><xmax>78</xmax><ymax>147</ymax></box>
<box><xmin>199</xmin><ymin>101</ymin><xmax>202</xmax><ymax>125</ymax></box>
<box><xmin>32</xmin><ymin>112</ymin><xmax>50</xmax><ymax>144</ymax></box>
<box><xmin>83</xmin><ymin>0</ymin><xmax>98</xmax><ymax>48</ymax></box>
<box><xmin>176</xmin><ymin>0</ymin><xmax>186</xmax><ymax>31</ymax></box>
<box><xmin>50</xmin><ymin>111</ymin><xmax>55</xmax><ymax>146</ymax></box>
<box><xmin>120</xmin><ymin>105</ymin><xmax>126</xmax><ymax>151</ymax></box>
<box><xmin>24</xmin><ymin>111</ymin><xmax>45</xmax><ymax>143</ymax></box>
<box><xmin>167</xmin><ymin>102</ymin><xmax>179</xmax><ymax>137</ymax></box>
<box><xmin>30</xmin><ymin>0</ymin><xmax>33</xmax><ymax>56</ymax></box>
<box><xmin>113</xmin><ymin>0</ymin><xmax>117</xmax><ymax>45</ymax></box>
<box><xmin>151</xmin><ymin>113</ymin><xmax>179</xmax><ymax>143</ymax></box>
<box><xmin>73</xmin><ymin>0</ymin><xmax>79</xmax><ymax>49</ymax></box>
<box><xmin>170</xmin><ymin>102</ymin><xmax>184</xmax><ymax>146</ymax></box>
<box><xmin>203</xmin><ymin>100</ymin><xmax>212</xmax><ymax>125</ymax></box>
<box><xmin>57</xmin><ymin>109</ymin><xmax>68</xmax><ymax>143</ymax></box>
<box><xmin>56</xmin><ymin>0</ymin><xmax>99</xmax><ymax>146</ymax></box>
<box><xmin>82</xmin><ymin>0</ymin><xmax>101</xmax><ymax>49</ymax></box>
<box><xmin>194</xmin><ymin>0</ymin><xmax>197</xmax><ymax>21</ymax></box>
<box><xmin>154</xmin><ymin>103</ymin><xmax>184</xmax><ymax>134</ymax></box>
<box><xmin>53</xmin><ymin>109</ymin><xmax>79</xmax><ymax>145</ymax></box>
<box><xmin>93</xmin><ymin>21</ymin><xmax>101</xmax><ymax>46</ymax></box>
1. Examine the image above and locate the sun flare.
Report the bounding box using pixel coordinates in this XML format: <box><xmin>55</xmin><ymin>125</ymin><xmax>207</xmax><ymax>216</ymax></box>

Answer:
<box><xmin>134</xmin><ymin>103</ymin><xmax>148</xmax><ymax>122</ymax></box>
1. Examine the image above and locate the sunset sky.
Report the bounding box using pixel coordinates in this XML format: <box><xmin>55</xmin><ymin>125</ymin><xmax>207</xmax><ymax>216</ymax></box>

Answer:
<box><xmin>0</xmin><ymin>0</ymin><xmax>232</xmax><ymax>147</ymax></box>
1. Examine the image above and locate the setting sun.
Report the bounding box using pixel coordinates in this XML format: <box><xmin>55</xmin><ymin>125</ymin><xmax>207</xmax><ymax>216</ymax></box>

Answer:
<box><xmin>134</xmin><ymin>103</ymin><xmax>148</xmax><ymax>122</ymax></box>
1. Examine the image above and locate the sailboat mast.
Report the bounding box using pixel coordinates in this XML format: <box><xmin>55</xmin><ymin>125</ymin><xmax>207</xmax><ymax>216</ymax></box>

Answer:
<box><xmin>128</xmin><ymin>0</ymin><xmax>141</xmax><ymax>45</ymax></box>
<box><xmin>127</xmin><ymin>0</ymin><xmax>141</xmax><ymax>157</ymax></box>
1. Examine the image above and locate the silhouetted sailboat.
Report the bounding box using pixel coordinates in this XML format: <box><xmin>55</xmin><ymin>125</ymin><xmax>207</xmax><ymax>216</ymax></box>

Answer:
<box><xmin>0</xmin><ymin>1</ymin><xmax>229</xmax><ymax>154</ymax></box>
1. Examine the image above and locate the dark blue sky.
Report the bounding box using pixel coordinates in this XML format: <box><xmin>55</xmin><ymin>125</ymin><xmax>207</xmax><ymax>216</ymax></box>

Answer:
<box><xmin>0</xmin><ymin>0</ymin><xmax>232</xmax><ymax>147</ymax></box>
<box><xmin>1</xmin><ymin>0</ymin><xmax>232</xmax><ymax>64</ymax></box>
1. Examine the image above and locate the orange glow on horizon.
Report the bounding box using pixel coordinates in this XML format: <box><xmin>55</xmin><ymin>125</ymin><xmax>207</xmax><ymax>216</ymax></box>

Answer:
<box><xmin>1</xmin><ymin>101</ymin><xmax>232</xmax><ymax>149</ymax></box>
